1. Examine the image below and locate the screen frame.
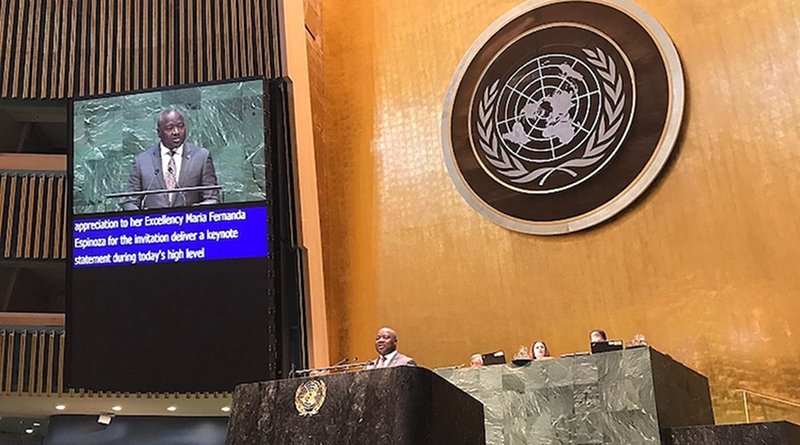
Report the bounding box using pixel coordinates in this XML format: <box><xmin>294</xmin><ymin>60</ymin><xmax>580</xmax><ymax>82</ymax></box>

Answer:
<box><xmin>65</xmin><ymin>76</ymin><xmax>281</xmax><ymax>392</ymax></box>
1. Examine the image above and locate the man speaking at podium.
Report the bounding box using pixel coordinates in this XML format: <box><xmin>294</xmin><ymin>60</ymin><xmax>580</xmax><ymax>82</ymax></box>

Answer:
<box><xmin>365</xmin><ymin>327</ymin><xmax>416</xmax><ymax>369</ymax></box>
<box><xmin>121</xmin><ymin>109</ymin><xmax>220</xmax><ymax>211</ymax></box>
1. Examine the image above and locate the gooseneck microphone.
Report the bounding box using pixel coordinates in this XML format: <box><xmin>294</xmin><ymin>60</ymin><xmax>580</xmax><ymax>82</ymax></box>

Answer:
<box><xmin>140</xmin><ymin>168</ymin><xmax>160</xmax><ymax>210</ymax></box>
<box><xmin>332</xmin><ymin>356</ymin><xmax>349</xmax><ymax>367</ymax></box>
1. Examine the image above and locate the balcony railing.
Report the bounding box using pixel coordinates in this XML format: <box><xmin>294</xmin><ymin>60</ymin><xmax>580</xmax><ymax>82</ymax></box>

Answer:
<box><xmin>737</xmin><ymin>388</ymin><xmax>800</xmax><ymax>423</ymax></box>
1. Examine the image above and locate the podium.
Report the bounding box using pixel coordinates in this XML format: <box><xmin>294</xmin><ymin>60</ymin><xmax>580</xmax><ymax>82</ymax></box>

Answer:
<box><xmin>225</xmin><ymin>367</ymin><xmax>485</xmax><ymax>445</ymax></box>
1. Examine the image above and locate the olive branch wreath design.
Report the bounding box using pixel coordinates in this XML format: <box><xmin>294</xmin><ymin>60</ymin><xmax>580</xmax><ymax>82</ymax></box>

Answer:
<box><xmin>477</xmin><ymin>48</ymin><xmax>627</xmax><ymax>187</ymax></box>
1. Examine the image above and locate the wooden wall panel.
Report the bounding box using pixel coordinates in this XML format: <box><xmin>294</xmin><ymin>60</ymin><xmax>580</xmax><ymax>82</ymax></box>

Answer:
<box><xmin>0</xmin><ymin>0</ymin><xmax>283</xmax><ymax>100</ymax></box>
<box><xmin>0</xmin><ymin>172</ymin><xmax>66</xmax><ymax>261</ymax></box>
<box><xmin>0</xmin><ymin>328</ymin><xmax>64</xmax><ymax>395</ymax></box>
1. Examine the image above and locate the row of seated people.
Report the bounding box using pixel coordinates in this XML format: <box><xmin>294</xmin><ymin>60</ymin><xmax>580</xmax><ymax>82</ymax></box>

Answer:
<box><xmin>317</xmin><ymin>327</ymin><xmax>647</xmax><ymax>373</ymax></box>
<box><xmin>468</xmin><ymin>329</ymin><xmax>648</xmax><ymax>368</ymax></box>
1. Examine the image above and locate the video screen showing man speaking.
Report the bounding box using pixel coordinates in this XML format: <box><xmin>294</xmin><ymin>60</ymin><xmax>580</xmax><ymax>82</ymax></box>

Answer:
<box><xmin>72</xmin><ymin>79</ymin><xmax>267</xmax><ymax>215</ymax></box>
<box><xmin>121</xmin><ymin>108</ymin><xmax>220</xmax><ymax>211</ymax></box>
<box><xmin>70</xmin><ymin>79</ymin><xmax>271</xmax><ymax>270</ymax></box>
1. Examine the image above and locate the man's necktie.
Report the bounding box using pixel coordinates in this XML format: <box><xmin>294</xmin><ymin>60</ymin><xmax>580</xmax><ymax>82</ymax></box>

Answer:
<box><xmin>165</xmin><ymin>150</ymin><xmax>177</xmax><ymax>203</ymax></box>
<box><xmin>378</xmin><ymin>355</ymin><xmax>386</xmax><ymax>368</ymax></box>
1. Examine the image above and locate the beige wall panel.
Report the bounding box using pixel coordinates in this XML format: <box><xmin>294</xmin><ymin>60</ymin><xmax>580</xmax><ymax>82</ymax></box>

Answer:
<box><xmin>315</xmin><ymin>0</ymin><xmax>379</xmax><ymax>365</ymax></box>
<box><xmin>314</xmin><ymin>0</ymin><xmax>800</xmax><ymax>424</ymax></box>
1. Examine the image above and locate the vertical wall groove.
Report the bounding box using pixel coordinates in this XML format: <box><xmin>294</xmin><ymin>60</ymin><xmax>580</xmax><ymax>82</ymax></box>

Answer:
<box><xmin>4</xmin><ymin>331</ymin><xmax>12</xmax><ymax>391</ymax></box>
<box><xmin>54</xmin><ymin>176</ymin><xmax>64</xmax><ymax>258</ymax></box>
<box><xmin>11</xmin><ymin>0</ymin><xmax>26</xmax><ymax>96</ymax></box>
<box><xmin>21</xmin><ymin>0</ymin><xmax>35</xmax><ymax>98</ymax></box>
<box><xmin>51</xmin><ymin>0</ymin><xmax>62</xmax><ymax>96</ymax></box>
<box><xmin>58</xmin><ymin>0</ymin><xmax>69</xmax><ymax>96</ymax></box>
<box><xmin>221</xmin><ymin>0</ymin><xmax>231</xmax><ymax>77</ymax></box>
<box><xmin>16</xmin><ymin>177</ymin><xmax>28</xmax><ymax>258</ymax></box>
<box><xmin>0</xmin><ymin>331</ymin><xmax>5</xmax><ymax>392</ymax></box>
<box><xmin>231</xmin><ymin>0</ymin><xmax>241</xmax><ymax>78</ymax></box>
<box><xmin>0</xmin><ymin>0</ymin><xmax>10</xmax><ymax>98</ymax></box>
<box><xmin>24</xmin><ymin>176</ymin><xmax>35</xmax><ymax>257</ymax></box>
<box><xmin>46</xmin><ymin>331</ymin><xmax>55</xmax><ymax>393</ymax></box>
<box><xmin>115</xmin><ymin>0</ymin><xmax>123</xmax><ymax>91</ymax></box>
<box><xmin>0</xmin><ymin>175</ymin><xmax>7</xmax><ymax>235</ymax></box>
<box><xmin>97</xmin><ymin>0</ymin><xmax>106</xmax><ymax>94</ymax></box>
<box><xmin>34</xmin><ymin>175</ymin><xmax>45</xmax><ymax>258</ymax></box>
<box><xmin>43</xmin><ymin>176</ymin><xmax>54</xmax><ymax>257</ymax></box>
<box><xmin>141</xmin><ymin>0</ymin><xmax>149</xmax><ymax>90</ymax></box>
<box><xmin>39</xmin><ymin>0</ymin><xmax>54</xmax><ymax>97</ymax></box>
<box><xmin>4</xmin><ymin>175</ymin><xmax>17</xmax><ymax>258</ymax></box>
<box><xmin>167</xmin><ymin>0</ymin><xmax>174</xmax><ymax>86</ymax></box>
<box><xmin>194</xmin><ymin>0</ymin><xmax>203</xmax><ymax>83</ymax></box>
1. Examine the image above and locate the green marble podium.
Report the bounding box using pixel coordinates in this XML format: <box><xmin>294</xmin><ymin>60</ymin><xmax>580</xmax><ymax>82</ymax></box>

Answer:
<box><xmin>436</xmin><ymin>347</ymin><xmax>713</xmax><ymax>445</ymax></box>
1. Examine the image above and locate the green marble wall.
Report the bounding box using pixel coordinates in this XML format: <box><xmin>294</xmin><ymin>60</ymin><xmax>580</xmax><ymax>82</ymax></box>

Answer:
<box><xmin>72</xmin><ymin>80</ymin><xmax>267</xmax><ymax>214</ymax></box>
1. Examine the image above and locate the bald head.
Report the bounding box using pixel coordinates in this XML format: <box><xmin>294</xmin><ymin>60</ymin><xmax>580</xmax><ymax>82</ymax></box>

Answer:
<box><xmin>157</xmin><ymin>109</ymin><xmax>187</xmax><ymax>149</ymax></box>
<box><xmin>374</xmin><ymin>327</ymin><xmax>398</xmax><ymax>355</ymax></box>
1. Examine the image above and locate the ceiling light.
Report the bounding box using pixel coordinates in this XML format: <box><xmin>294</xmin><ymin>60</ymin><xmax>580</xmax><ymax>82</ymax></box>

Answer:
<box><xmin>25</xmin><ymin>429</ymin><xmax>34</xmax><ymax>434</ymax></box>
<box><xmin>33</xmin><ymin>422</ymin><xmax>41</xmax><ymax>427</ymax></box>
<box><xmin>111</xmin><ymin>406</ymin><xmax>122</xmax><ymax>412</ymax></box>
<box><xmin>221</xmin><ymin>406</ymin><xmax>231</xmax><ymax>412</ymax></box>
<box><xmin>166</xmin><ymin>406</ymin><xmax>177</xmax><ymax>412</ymax></box>
<box><xmin>55</xmin><ymin>405</ymin><xmax>66</xmax><ymax>411</ymax></box>
<box><xmin>97</xmin><ymin>414</ymin><xmax>113</xmax><ymax>425</ymax></box>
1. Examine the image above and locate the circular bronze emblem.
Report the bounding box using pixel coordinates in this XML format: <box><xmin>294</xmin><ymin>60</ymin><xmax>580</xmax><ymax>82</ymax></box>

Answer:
<box><xmin>294</xmin><ymin>379</ymin><xmax>327</xmax><ymax>417</ymax></box>
<box><xmin>443</xmin><ymin>0</ymin><xmax>684</xmax><ymax>234</ymax></box>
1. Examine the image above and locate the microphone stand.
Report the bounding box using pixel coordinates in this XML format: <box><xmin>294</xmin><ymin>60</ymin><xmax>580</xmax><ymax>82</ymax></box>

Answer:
<box><xmin>293</xmin><ymin>358</ymin><xmax>372</xmax><ymax>377</ymax></box>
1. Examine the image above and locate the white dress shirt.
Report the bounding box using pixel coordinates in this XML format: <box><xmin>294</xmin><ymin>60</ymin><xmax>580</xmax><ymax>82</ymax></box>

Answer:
<box><xmin>377</xmin><ymin>350</ymin><xmax>398</xmax><ymax>368</ymax></box>
<box><xmin>160</xmin><ymin>143</ymin><xmax>184</xmax><ymax>185</ymax></box>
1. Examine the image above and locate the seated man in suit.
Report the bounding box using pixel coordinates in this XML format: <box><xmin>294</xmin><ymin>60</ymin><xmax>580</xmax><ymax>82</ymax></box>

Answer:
<box><xmin>365</xmin><ymin>327</ymin><xmax>416</xmax><ymax>369</ymax></box>
<box><xmin>122</xmin><ymin>109</ymin><xmax>220</xmax><ymax>211</ymax></box>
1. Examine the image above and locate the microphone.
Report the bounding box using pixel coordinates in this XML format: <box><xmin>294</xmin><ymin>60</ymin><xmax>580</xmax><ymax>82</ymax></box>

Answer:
<box><xmin>141</xmin><ymin>168</ymin><xmax>161</xmax><ymax>210</ymax></box>
<box><xmin>332</xmin><ymin>356</ymin><xmax>349</xmax><ymax>367</ymax></box>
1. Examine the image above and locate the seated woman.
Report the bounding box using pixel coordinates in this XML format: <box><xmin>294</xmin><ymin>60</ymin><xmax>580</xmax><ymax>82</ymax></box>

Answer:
<box><xmin>531</xmin><ymin>340</ymin><xmax>555</xmax><ymax>360</ymax></box>
<box><xmin>469</xmin><ymin>353</ymin><xmax>484</xmax><ymax>368</ymax></box>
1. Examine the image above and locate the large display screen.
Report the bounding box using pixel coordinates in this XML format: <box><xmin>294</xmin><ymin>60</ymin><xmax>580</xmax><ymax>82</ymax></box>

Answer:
<box><xmin>67</xmin><ymin>79</ymin><xmax>275</xmax><ymax>392</ymax></box>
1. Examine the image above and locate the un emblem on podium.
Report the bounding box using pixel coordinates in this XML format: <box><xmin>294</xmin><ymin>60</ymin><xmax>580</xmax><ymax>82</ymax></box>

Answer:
<box><xmin>295</xmin><ymin>380</ymin><xmax>327</xmax><ymax>417</ymax></box>
<box><xmin>443</xmin><ymin>0</ymin><xmax>684</xmax><ymax>234</ymax></box>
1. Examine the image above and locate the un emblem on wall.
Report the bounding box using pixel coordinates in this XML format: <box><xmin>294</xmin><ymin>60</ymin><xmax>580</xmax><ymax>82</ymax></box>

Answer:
<box><xmin>443</xmin><ymin>0</ymin><xmax>684</xmax><ymax>234</ymax></box>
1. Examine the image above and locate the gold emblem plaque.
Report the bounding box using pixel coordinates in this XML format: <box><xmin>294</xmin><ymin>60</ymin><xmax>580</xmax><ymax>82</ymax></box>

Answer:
<box><xmin>294</xmin><ymin>379</ymin><xmax>327</xmax><ymax>417</ymax></box>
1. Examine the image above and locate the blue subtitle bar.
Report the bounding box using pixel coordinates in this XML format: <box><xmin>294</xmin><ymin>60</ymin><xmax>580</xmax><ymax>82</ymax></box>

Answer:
<box><xmin>72</xmin><ymin>206</ymin><xmax>268</xmax><ymax>268</ymax></box>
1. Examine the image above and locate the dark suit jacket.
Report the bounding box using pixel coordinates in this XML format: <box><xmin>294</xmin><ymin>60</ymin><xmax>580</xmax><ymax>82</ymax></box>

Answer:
<box><xmin>121</xmin><ymin>142</ymin><xmax>219</xmax><ymax>211</ymax></box>
<box><xmin>364</xmin><ymin>352</ymin><xmax>416</xmax><ymax>370</ymax></box>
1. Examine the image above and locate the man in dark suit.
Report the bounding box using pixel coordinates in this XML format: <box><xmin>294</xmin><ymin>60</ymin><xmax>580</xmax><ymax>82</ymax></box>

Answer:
<box><xmin>365</xmin><ymin>327</ymin><xmax>416</xmax><ymax>369</ymax></box>
<box><xmin>121</xmin><ymin>109</ymin><xmax>219</xmax><ymax>211</ymax></box>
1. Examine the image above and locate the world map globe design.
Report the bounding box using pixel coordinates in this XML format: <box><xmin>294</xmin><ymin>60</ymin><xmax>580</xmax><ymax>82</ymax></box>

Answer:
<box><xmin>494</xmin><ymin>54</ymin><xmax>602</xmax><ymax>163</ymax></box>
